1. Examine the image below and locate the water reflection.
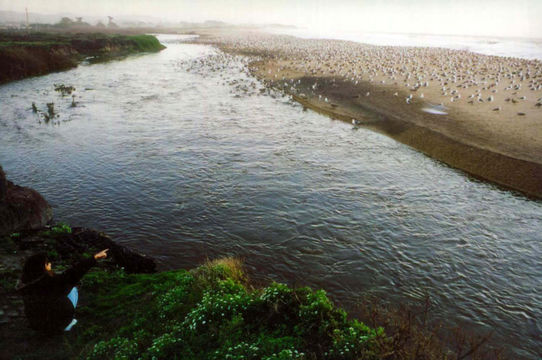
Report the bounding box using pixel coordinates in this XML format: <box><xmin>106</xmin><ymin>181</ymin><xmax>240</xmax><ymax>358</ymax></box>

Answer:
<box><xmin>0</xmin><ymin>35</ymin><xmax>540</xmax><ymax>358</ymax></box>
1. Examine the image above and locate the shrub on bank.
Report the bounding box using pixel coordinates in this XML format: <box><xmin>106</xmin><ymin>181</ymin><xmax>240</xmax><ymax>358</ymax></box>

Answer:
<box><xmin>128</xmin><ymin>34</ymin><xmax>166</xmax><ymax>52</ymax></box>
<box><xmin>78</xmin><ymin>258</ymin><xmax>383</xmax><ymax>360</ymax></box>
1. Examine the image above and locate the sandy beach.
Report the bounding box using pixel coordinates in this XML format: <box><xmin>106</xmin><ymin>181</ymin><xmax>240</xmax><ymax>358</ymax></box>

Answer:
<box><xmin>194</xmin><ymin>30</ymin><xmax>542</xmax><ymax>198</ymax></box>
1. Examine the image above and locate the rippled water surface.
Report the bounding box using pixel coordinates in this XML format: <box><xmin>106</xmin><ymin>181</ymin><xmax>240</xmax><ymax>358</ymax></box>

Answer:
<box><xmin>1</xmin><ymin>35</ymin><xmax>541</xmax><ymax>358</ymax></box>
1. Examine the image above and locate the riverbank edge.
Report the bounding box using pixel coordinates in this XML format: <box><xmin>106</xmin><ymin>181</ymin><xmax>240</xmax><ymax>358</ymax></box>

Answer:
<box><xmin>0</xmin><ymin>175</ymin><xmax>503</xmax><ymax>359</ymax></box>
<box><xmin>285</xmin><ymin>83</ymin><xmax>542</xmax><ymax>200</ymax></box>
<box><xmin>0</xmin><ymin>169</ymin><xmax>385</xmax><ymax>358</ymax></box>
<box><xmin>197</xmin><ymin>36</ymin><xmax>542</xmax><ymax>200</ymax></box>
<box><xmin>262</xmin><ymin>68</ymin><xmax>542</xmax><ymax>200</ymax></box>
<box><xmin>0</xmin><ymin>33</ymin><xmax>166</xmax><ymax>84</ymax></box>
<box><xmin>0</xmin><ymin>225</ymin><xmax>388</xmax><ymax>359</ymax></box>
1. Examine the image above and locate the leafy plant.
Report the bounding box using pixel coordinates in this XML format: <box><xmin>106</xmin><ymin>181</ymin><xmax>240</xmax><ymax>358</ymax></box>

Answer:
<box><xmin>75</xmin><ymin>259</ymin><xmax>386</xmax><ymax>360</ymax></box>
<box><xmin>54</xmin><ymin>83</ymin><xmax>76</xmax><ymax>96</ymax></box>
<box><xmin>41</xmin><ymin>223</ymin><xmax>72</xmax><ymax>237</ymax></box>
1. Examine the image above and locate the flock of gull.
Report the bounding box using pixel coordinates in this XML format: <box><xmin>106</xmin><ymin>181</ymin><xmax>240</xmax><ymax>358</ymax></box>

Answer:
<box><xmin>198</xmin><ymin>32</ymin><xmax>542</xmax><ymax>118</ymax></box>
<box><xmin>177</xmin><ymin>50</ymin><xmax>299</xmax><ymax>102</ymax></box>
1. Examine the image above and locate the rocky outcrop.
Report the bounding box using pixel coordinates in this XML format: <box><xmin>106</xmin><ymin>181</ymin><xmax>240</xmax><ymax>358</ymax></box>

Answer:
<box><xmin>0</xmin><ymin>166</ymin><xmax>53</xmax><ymax>236</ymax></box>
<box><xmin>0</xmin><ymin>165</ymin><xmax>155</xmax><ymax>357</ymax></box>
<box><xmin>0</xmin><ymin>165</ymin><xmax>155</xmax><ymax>272</ymax></box>
<box><xmin>55</xmin><ymin>227</ymin><xmax>156</xmax><ymax>273</ymax></box>
<box><xmin>0</xmin><ymin>224</ymin><xmax>156</xmax><ymax>358</ymax></box>
<box><xmin>14</xmin><ymin>227</ymin><xmax>156</xmax><ymax>274</ymax></box>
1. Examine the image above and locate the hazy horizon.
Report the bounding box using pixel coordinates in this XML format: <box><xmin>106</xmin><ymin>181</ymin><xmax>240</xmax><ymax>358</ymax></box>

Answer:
<box><xmin>2</xmin><ymin>0</ymin><xmax>542</xmax><ymax>39</ymax></box>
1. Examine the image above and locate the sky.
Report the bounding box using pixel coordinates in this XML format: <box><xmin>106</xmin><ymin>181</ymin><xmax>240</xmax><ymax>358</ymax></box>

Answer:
<box><xmin>2</xmin><ymin>0</ymin><xmax>542</xmax><ymax>38</ymax></box>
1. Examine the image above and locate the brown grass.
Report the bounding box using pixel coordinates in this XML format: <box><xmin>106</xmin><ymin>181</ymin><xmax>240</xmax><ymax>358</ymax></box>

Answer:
<box><xmin>191</xmin><ymin>256</ymin><xmax>247</xmax><ymax>285</ymax></box>
<box><xmin>356</xmin><ymin>295</ymin><xmax>505</xmax><ymax>360</ymax></box>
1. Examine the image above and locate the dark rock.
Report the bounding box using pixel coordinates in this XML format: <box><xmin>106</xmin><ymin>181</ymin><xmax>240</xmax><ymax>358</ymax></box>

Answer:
<box><xmin>58</xmin><ymin>228</ymin><xmax>156</xmax><ymax>273</ymax></box>
<box><xmin>17</xmin><ymin>235</ymin><xmax>45</xmax><ymax>250</ymax></box>
<box><xmin>0</xmin><ymin>165</ymin><xmax>155</xmax><ymax>273</ymax></box>
<box><xmin>0</xmin><ymin>166</ymin><xmax>6</xmax><ymax>203</ymax></box>
<box><xmin>0</xmin><ymin>166</ymin><xmax>53</xmax><ymax>236</ymax></box>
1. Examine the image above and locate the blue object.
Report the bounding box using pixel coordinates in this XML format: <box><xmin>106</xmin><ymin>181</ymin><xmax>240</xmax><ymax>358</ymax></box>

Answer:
<box><xmin>64</xmin><ymin>287</ymin><xmax>79</xmax><ymax>331</ymax></box>
<box><xmin>67</xmin><ymin>287</ymin><xmax>78</xmax><ymax>308</ymax></box>
<box><xmin>64</xmin><ymin>318</ymin><xmax>78</xmax><ymax>331</ymax></box>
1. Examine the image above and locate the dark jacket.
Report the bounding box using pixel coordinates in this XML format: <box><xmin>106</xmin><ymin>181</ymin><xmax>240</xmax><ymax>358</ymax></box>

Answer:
<box><xmin>20</xmin><ymin>257</ymin><xmax>96</xmax><ymax>333</ymax></box>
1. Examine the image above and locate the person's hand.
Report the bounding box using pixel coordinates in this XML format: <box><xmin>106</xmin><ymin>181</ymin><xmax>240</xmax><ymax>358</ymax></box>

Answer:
<box><xmin>94</xmin><ymin>249</ymin><xmax>109</xmax><ymax>260</ymax></box>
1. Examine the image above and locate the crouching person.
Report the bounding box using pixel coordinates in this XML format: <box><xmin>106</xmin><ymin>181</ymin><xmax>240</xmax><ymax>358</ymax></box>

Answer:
<box><xmin>17</xmin><ymin>249</ymin><xmax>109</xmax><ymax>334</ymax></box>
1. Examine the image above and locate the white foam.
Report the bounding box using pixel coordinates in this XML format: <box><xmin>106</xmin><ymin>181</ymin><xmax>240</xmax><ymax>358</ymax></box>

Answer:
<box><xmin>422</xmin><ymin>107</ymin><xmax>448</xmax><ymax>115</ymax></box>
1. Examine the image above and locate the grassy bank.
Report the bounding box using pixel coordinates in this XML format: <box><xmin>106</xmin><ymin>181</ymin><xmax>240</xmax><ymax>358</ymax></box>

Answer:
<box><xmin>0</xmin><ymin>225</ymin><xmax>383</xmax><ymax>359</ymax></box>
<box><xmin>0</xmin><ymin>224</ymin><xmax>504</xmax><ymax>359</ymax></box>
<box><xmin>0</xmin><ymin>32</ymin><xmax>165</xmax><ymax>83</ymax></box>
<box><xmin>76</xmin><ymin>259</ymin><xmax>384</xmax><ymax>360</ymax></box>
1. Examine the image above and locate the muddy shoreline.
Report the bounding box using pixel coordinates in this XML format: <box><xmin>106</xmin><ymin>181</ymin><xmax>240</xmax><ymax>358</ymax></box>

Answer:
<box><xmin>284</xmin><ymin>76</ymin><xmax>542</xmax><ymax>199</ymax></box>
<box><xmin>193</xmin><ymin>32</ymin><xmax>542</xmax><ymax>199</ymax></box>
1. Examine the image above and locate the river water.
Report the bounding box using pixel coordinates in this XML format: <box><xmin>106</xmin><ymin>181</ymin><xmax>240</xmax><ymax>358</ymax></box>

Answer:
<box><xmin>0</xmin><ymin>35</ymin><xmax>540</xmax><ymax>358</ymax></box>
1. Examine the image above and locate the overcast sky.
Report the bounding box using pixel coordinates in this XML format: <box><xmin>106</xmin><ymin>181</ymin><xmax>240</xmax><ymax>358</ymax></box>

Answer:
<box><xmin>2</xmin><ymin>0</ymin><xmax>542</xmax><ymax>38</ymax></box>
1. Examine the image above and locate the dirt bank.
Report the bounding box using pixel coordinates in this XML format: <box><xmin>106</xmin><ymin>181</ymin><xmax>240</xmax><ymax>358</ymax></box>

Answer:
<box><xmin>0</xmin><ymin>33</ymin><xmax>165</xmax><ymax>83</ymax></box>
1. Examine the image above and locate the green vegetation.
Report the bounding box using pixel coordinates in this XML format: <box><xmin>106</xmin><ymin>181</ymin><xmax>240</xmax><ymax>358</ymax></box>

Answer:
<box><xmin>40</xmin><ymin>222</ymin><xmax>72</xmax><ymax>237</ymax></box>
<box><xmin>32</xmin><ymin>84</ymin><xmax>77</xmax><ymax>124</ymax></box>
<box><xmin>1</xmin><ymin>226</ymin><xmax>502</xmax><ymax>359</ymax></box>
<box><xmin>31</xmin><ymin>98</ymin><xmax>61</xmax><ymax>124</ymax></box>
<box><xmin>54</xmin><ymin>84</ymin><xmax>76</xmax><ymax>96</ymax></box>
<box><xmin>45</xmin><ymin>102</ymin><xmax>55</xmax><ymax>120</ymax></box>
<box><xmin>72</xmin><ymin>258</ymin><xmax>383</xmax><ymax>359</ymax></box>
<box><xmin>0</xmin><ymin>32</ymin><xmax>165</xmax><ymax>83</ymax></box>
<box><xmin>128</xmin><ymin>34</ymin><xmax>165</xmax><ymax>52</ymax></box>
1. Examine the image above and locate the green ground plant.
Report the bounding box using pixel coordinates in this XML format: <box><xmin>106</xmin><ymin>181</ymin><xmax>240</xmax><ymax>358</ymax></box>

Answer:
<box><xmin>40</xmin><ymin>223</ymin><xmax>72</xmax><ymax>237</ymax></box>
<box><xmin>54</xmin><ymin>84</ymin><xmax>76</xmax><ymax>96</ymax></box>
<box><xmin>77</xmin><ymin>258</ymin><xmax>383</xmax><ymax>360</ymax></box>
<box><xmin>128</xmin><ymin>34</ymin><xmax>166</xmax><ymax>52</ymax></box>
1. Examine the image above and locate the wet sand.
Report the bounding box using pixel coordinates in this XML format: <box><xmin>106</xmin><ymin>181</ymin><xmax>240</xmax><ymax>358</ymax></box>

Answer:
<box><xmin>194</xmin><ymin>30</ymin><xmax>542</xmax><ymax>198</ymax></box>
